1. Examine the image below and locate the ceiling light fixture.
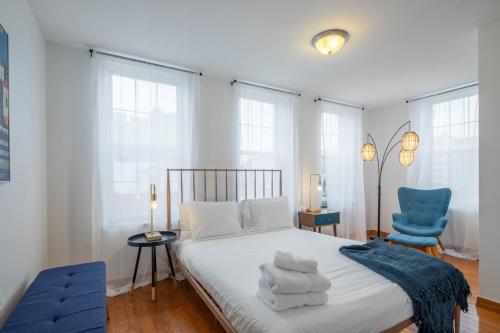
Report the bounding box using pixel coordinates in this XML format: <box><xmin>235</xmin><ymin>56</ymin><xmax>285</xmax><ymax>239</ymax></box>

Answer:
<box><xmin>312</xmin><ymin>29</ymin><xmax>349</xmax><ymax>55</ymax></box>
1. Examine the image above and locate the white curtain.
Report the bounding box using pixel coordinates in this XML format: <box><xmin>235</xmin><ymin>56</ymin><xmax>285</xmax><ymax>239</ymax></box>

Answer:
<box><xmin>233</xmin><ymin>84</ymin><xmax>300</xmax><ymax>219</ymax></box>
<box><xmin>319</xmin><ymin>102</ymin><xmax>366</xmax><ymax>242</ymax></box>
<box><xmin>408</xmin><ymin>86</ymin><xmax>479</xmax><ymax>259</ymax></box>
<box><xmin>91</xmin><ymin>53</ymin><xmax>200</xmax><ymax>295</ymax></box>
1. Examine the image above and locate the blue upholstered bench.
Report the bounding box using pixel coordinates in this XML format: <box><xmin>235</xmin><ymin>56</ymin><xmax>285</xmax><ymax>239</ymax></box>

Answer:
<box><xmin>386</xmin><ymin>231</ymin><xmax>440</xmax><ymax>257</ymax></box>
<box><xmin>0</xmin><ymin>262</ymin><xmax>107</xmax><ymax>333</ymax></box>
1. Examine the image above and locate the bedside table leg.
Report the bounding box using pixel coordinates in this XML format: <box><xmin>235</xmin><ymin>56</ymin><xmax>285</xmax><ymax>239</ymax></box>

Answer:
<box><xmin>318</xmin><ymin>227</ymin><xmax>322</xmax><ymax>233</ymax></box>
<box><xmin>299</xmin><ymin>224</ymin><xmax>302</xmax><ymax>229</ymax></box>
<box><xmin>130</xmin><ymin>247</ymin><xmax>142</xmax><ymax>294</ymax></box>
<box><xmin>333</xmin><ymin>225</ymin><xmax>337</xmax><ymax>237</ymax></box>
<box><xmin>165</xmin><ymin>244</ymin><xmax>176</xmax><ymax>280</ymax></box>
<box><xmin>151</xmin><ymin>246</ymin><xmax>157</xmax><ymax>301</ymax></box>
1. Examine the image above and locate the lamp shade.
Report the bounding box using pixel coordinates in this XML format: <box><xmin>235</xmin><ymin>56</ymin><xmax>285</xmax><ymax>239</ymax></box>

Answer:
<box><xmin>401</xmin><ymin>131</ymin><xmax>419</xmax><ymax>151</ymax></box>
<box><xmin>312</xmin><ymin>29</ymin><xmax>349</xmax><ymax>55</ymax></box>
<box><xmin>361</xmin><ymin>143</ymin><xmax>377</xmax><ymax>161</ymax></box>
<box><xmin>398</xmin><ymin>149</ymin><xmax>414</xmax><ymax>166</ymax></box>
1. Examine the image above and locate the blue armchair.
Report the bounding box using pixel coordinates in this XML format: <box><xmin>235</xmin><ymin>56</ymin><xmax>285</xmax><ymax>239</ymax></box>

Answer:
<box><xmin>392</xmin><ymin>187</ymin><xmax>451</xmax><ymax>250</ymax></box>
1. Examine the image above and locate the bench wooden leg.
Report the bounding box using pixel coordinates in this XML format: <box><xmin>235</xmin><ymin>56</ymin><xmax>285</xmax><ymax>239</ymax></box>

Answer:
<box><xmin>106</xmin><ymin>299</ymin><xmax>110</xmax><ymax>320</ymax></box>
<box><xmin>455</xmin><ymin>305</ymin><xmax>461</xmax><ymax>333</ymax></box>
<box><xmin>436</xmin><ymin>237</ymin><xmax>445</xmax><ymax>251</ymax></box>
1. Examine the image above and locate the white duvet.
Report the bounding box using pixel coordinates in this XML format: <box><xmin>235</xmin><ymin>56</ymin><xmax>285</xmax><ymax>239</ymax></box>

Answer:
<box><xmin>174</xmin><ymin>228</ymin><xmax>413</xmax><ymax>333</ymax></box>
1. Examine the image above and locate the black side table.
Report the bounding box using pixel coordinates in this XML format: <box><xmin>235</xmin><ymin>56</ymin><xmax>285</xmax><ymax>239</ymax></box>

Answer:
<box><xmin>127</xmin><ymin>231</ymin><xmax>177</xmax><ymax>301</ymax></box>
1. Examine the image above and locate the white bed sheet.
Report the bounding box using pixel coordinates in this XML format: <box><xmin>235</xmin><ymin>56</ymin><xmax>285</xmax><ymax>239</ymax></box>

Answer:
<box><xmin>174</xmin><ymin>228</ymin><xmax>413</xmax><ymax>333</ymax></box>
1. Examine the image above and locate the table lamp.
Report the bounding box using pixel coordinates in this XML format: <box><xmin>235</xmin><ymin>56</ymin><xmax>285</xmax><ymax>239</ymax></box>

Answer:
<box><xmin>307</xmin><ymin>173</ymin><xmax>322</xmax><ymax>213</ymax></box>
<box><xmin>145</xmin><ymin>184</ymin><xmax>162</xmax><ymax>241</ymax></box>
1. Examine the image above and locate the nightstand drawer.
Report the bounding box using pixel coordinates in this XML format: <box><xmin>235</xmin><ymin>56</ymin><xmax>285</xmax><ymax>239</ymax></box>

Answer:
<box><xmin>315</xmin><ymin>213</ymin><xmax>340</xmax><ymax>226</ymax></box>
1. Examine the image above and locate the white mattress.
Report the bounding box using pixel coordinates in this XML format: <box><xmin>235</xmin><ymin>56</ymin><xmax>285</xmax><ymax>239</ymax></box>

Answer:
<box><xmin>174</xmin><ymin>228</ymin><xmax>413</xmax><ymax>333</ymax></box>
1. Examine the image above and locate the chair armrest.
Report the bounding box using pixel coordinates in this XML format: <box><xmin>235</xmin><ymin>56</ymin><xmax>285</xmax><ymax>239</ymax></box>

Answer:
<box><xmin>392</xmin><ymin>213</ymin><xmax>408</xmax><ymax>224</ymax></box>
<box><xmin>433</xmin><ymin>216</ymin><xmax>448</xmax><ymax>230</ymax></box>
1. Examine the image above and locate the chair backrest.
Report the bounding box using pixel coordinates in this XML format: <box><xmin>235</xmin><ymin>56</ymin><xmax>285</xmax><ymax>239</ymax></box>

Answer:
<box><xmin>398</xmin><ymin>187</ymin><xmax>452</xmax><ymax>226</ymax></box>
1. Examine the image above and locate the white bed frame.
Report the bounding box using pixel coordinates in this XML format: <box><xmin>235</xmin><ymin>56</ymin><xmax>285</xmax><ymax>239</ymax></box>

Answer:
<box><xmin>165</xmin><ymin>168</ymin><xmax>460</xmax><ymax>333</ymax></box>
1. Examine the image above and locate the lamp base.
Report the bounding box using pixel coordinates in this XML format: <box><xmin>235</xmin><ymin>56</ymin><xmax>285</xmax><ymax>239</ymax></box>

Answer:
<box><xmin>306</xmin><ymin>208</ymin><xmax>322</xmax><ymax>213</ymax></box>
<box><xmin>145</xmin><ymin>231</ymin><xmax>162</xmax><ymax>241</ymax></box>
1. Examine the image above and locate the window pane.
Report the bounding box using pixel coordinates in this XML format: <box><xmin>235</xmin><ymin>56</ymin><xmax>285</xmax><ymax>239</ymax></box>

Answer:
<box><xmin>136</xmin><ymin>80</ymin><xmax>154</xmax><ymax>113</ymax></box>
<box><xmin>262</xmin><ymin>128</ymin><xmax>273</xmax><ymax>152</ymax></box>
<box><xmin>262</xmin><ymin>103</ymin><xmax>273</xmax><ymax>127</ymax></box>
<box><xmin>432</xmin><ymin>102</ymin><xmax>449</xmax><ymax>127</ymax></box>
<box><xmin>321</xmin><ymin>112</ymin><xmax>339</xmax><ymax>156</ymax></box>
<box><xmin>158</xmin><ymin>84</ymin><xmax>176</xmax><ymax>113</ymax></box>
<box><xmin>239</xmin><ymin>98</ymin><xmax>274</xmax><ymax>156</ymax></box>
<box><xmin>112</xmin><ymin>75</ymin><xmax>135</xmax><ymax>110</ymax></box>
<box><xmin>450</xmin><ymin>99</ymin><xmax>466</xmax><ymax>125</ymax></box>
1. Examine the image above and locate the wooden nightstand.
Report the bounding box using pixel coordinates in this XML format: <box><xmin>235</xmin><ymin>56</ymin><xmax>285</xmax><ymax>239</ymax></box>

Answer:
<box><xmin>298</xmin><ymin>211</ymin><xmax>340</xmax><ymax>236</ymax></box>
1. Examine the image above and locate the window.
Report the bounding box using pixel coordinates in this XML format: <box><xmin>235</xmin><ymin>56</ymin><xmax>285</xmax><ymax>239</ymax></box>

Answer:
<box><xmin>234</xmin><ymin>83</ymin><xmax>298</xmax><ymax>209</ymax></box>
<box><xmin>94</xmin><ymin>54</ymin><xmax>199</xmax><ymax>294</ymax></box>
<box><xmin>239</xmin><ymin>98</ymin><xmax>274</xmax><ymax>168</ymax></box>
<box><xmin>317</xmin><ymin>102</ymin><xmax>366</xmax><ymax>240</ymax></box>
<box><xmin>408</xmin><ymin>86</ymin><xmax>479</xmax><ymax>258</ymax></box>
<box><xmin>319</xmin><ymin>112</ymin><xmax>339</xmax><ymax>207</ymax></box>
<box><xmin>431</xmin><ymin>93</ymin><xmax>479</xmax><ymax>208</ymax></box>
<box><xmin>110</xmin><ymin>75</ymin><xmax>178</xmax><ymax>224</ymax></box>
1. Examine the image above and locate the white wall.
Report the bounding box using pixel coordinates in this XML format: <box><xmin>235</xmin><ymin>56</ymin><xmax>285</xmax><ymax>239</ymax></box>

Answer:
<box><xmin>363</xmin><ymin>103</ymin><xmax>409</xmax><ymax>232</ymax></box>
<box><xmin>45</xmin><ymin>42</ymin><xmax>94</xmax><ymax>267</ymax></box>
<box><xmin>0</xmin><ymin>0</ymin><xmax>47</xmax><ymax>324</ymax></box>
<box><xmin>478</xmin><ymin>18</ymin><xmax>500</xmax><ymax>303</ymax></box>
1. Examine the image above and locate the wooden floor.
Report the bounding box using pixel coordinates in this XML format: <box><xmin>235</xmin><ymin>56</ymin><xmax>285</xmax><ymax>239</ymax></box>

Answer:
<box><xmin>107</xmin><ymin>255</ymin><xmax>500</xmax><ymax>333</ymax></box>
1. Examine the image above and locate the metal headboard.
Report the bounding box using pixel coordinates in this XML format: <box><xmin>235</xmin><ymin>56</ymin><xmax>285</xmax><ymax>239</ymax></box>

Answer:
<box><xmin>166</xmin><ymin>168</ymin><xmax>282</xmax><ymax>230</ymax></box>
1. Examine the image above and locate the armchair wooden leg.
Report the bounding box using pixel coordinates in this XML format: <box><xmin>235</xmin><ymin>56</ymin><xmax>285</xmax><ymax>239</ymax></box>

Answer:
<box><xmin>436</xmin><ymin>237</ymin><xmax>445</xmax><ymax>251</ymax></box>
<box><xmin>431</xmin><ymin>247</ymin><xmax>440</xmax><ymax>258</ymax></box>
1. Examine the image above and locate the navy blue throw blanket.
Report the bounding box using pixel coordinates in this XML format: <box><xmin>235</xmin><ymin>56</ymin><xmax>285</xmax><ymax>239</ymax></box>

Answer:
<box><xmin>339</xmin><ymin>239</ymin><xmax>470</xmax><ymax>333</ymax></box>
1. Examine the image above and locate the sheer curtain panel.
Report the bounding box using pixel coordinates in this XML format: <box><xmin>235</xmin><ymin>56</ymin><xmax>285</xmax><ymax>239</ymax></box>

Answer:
<box><xmin>234</xmin><ymin>84</ymin><xmax>300</xmax><ymax>219</ymax></box>
<box><xmin>91</xmin><ymin>53</ymin><xmax>200</xmax><ymax>295</ymax></box>
<box><xmin>319</xmin><ymin>102</ymin><xmax>366</xmax><ymax>241</ymax></box>
<box><xmin>408</xmin><ymin>86</ymin><xmax>479</xmax><ymax>259</ymax></box>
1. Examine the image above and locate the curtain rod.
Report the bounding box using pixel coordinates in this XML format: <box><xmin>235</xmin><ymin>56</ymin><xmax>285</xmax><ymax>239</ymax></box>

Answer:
<box><xmin>406</xmin><ymin>81</ymin><xmax>478</xmax><ymax>103</ymax></box>
<box><xmin>314</xmin><ymin>97</ymin><xmax>364</xmax><ymax>110</ymax></box>
<box><xmin>230</xmin><ymin>79</ymin><xmax>301</xmax><ymax>97</ymax></box>
<box><xmin>89</xmin><ymin>49</ymin><xmax>203</xmax><ymax>76</ymax></box>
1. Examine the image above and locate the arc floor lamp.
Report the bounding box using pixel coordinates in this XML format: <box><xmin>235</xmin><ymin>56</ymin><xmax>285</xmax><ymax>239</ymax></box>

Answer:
<box><xmin>361</xmin><ymin>121</ymin><xmax>419</xmax><ymax>239</ymax></box>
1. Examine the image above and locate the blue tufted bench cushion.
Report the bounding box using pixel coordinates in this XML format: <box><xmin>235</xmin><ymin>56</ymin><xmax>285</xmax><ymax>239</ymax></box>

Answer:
<box><xmin>387</xmin><ymin>231</ymin><xmax>438</xmax><ymax>247</ymax></box>
<box><xmin>0</xmin><ymin>261</ymin><xmax>106</xmax><ymax>333</ymax></box>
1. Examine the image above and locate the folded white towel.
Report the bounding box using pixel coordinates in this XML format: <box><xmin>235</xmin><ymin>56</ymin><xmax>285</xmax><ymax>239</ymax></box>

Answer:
<box><xmin>259</xmin><ymin>263</ymin><xmax>331</xmax><ymax>294</ymax></box>
<box><xmin>273</xmin><ymin>251</ymin><xmax>318</xmax><ymax>273</ymax></box>
<box><xmin>257</xmin><ymin>281</ymin><xmax>328</xmax><ymax>311</ymax></box>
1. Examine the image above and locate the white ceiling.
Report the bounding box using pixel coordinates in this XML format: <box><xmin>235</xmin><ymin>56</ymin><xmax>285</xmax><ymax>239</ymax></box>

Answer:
<box><xmin>29</xmin><ymin>0</ymin><xmax>500</xmax><ymax>108</ymax></box>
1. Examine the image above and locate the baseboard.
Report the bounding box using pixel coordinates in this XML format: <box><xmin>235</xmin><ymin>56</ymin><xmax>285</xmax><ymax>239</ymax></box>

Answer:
<box><xmin>477</xmin><ymin>296</ymin><xmax>500</xmax><ymax>314</ymax></box>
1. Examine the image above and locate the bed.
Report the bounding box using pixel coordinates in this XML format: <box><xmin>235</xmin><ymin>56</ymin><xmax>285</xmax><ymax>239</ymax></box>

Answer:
<box><xmin>165</xmin><ymin>168</ymin><xmax>435</xmax><ymax>333</ymax></box>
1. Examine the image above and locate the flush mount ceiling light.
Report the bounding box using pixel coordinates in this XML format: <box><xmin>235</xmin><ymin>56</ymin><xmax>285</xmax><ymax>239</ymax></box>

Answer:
<box><xmin>312</xmin><ymin>29</ymin><xmax>349</xmax><ymax>55</ymax></box>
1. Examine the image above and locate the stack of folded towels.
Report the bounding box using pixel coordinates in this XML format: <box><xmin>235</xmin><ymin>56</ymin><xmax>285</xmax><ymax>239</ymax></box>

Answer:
<box><xmin>257</xmin><ymin>251</ymin><xmax>331</xmax><ymax>311</ymax></box>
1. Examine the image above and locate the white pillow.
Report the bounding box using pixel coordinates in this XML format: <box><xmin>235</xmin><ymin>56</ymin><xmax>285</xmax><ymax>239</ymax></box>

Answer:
<box><xmin>240</xmin><ymin>197</ymin><xmax>293</xmax><ymax>231</ymax></box>
<box><xmin>178</xmin><ymin>202</ymin><xmax>193</xmax><ymax>240</ymax></box>
<box><xmin>238</xmin><ymin>199</ymin><xmax>252</xmax><ymax>231</ymax></box>
<box><xmin>186</xmin><ymin>201</ymin><xmax>242</xmax><ymax>240</ymax></box>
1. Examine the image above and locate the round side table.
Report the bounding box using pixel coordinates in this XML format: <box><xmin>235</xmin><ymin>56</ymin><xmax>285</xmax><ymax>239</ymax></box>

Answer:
<box><xmin>127</xmin><ymin>231</ymin><xmax>177</xmax><ymax>301</ymax></box>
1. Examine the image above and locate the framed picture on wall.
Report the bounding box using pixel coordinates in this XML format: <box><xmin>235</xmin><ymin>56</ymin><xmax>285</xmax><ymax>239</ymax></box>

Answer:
<box><xmin>0</xmin><ymin>23</ymin><xmax>9</xmax><ymax>182</ymax></box>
